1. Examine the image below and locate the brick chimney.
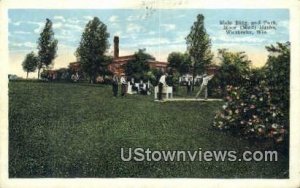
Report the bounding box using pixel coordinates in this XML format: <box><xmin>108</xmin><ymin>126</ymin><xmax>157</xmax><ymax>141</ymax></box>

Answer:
<box><xmin>113</xmin><ymin>36</ymin><xmax>119</xmax><ymax>58</ymax></box>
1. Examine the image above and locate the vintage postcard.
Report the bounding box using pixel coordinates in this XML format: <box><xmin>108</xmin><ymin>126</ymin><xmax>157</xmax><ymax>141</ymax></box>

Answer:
<box><xmin>0</xmin><ymin>0</ymin><xmax>300</xmax><ymax>187</ymax></box>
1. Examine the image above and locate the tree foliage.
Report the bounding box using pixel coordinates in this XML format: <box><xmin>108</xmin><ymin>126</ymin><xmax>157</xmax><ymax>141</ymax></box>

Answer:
<box><xmin>124</xmin><ymin>49</ymin><xmax>154</xmax><ymax>80</ymax></box>
<box><xmin>75</xmin><ymin>17</ymin><xmax>110</xmax><ymax>83</ymax></box>
<box><xmin>167</xmin><ymin>52</ymin><xmax>191</xmax><ymax>75</ymax></box>
<box><xmin>186</xmin><ymin>14</ymin><xmax>213</xmax><ymax>84</ymax></box>
<box><xmin>264</xmin><ymin>42</ymin><xmax>290</xmax><ymax>116</ymax></box>
<box><xmin>209</xmin><ymin>49</ymin><xmax>252</xmax><ymax>97</ymax></box>
<box><xmin>218</xmin><ymin>49</ymin><xmax>251</xmax><ymax>74</ymax></box>
<box><xmin>98</xmin><ymin>55</ymin><xmax>113</xmax><ymax>78</ymax></box>
<box><xmin>147</xmin><ymin>68</ymin><xmax>163</xmax><ymax>85</ymax></box>
<box><xmin>37</xmin><ymin>18</ymin><xmax>58</xmax><ymax>79</ymax></box>
<box><xmin>22</xmin><ymin>52</ymin><xmax>38</xmax><ymax>78</ymax></box>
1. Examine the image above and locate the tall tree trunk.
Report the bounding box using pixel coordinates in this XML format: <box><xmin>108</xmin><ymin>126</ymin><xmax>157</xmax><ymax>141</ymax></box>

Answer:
<box><xmin>26</xmin><ymin>72</ymin><xmax>29</xmax><ymax>79</ymax></box>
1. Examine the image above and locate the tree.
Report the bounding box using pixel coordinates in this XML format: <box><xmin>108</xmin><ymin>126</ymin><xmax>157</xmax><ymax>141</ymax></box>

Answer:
<box><xmin>217</xmin><ymin>49</ymin><xmax>251</xmax><ymax>73</ymax></box>
<box><xmin>208</xmin><ymin>49</ymin><xmax>251</xmax><ymax>97</ymax></box>
<box><xmin>22</xmin><ymin>52</ymin><xmax>38</xmax><ymax>78</ymax></box>
<box><xmin>37</xmin><ymin>18</ymin><xmax>58</xmax><ymax>79</ymax></box>
<box><xmin>124</xmin><ymin>49</ymin><xmax>154</xmax><ymax>80</ymax></box>
<box><xmin>167</xmin><ymin>52</ymin><xmax>191</xmax><ymax>75</ymax></box>
<box><xmin>75</xmin><ymin>17</ymin><xmax>110</xmax><ymax>83</ymax></box>
<box><xmin>215</xmin><ymin>49</ymin><xmax>251</xmax><ymax>91</ymax></box>
<box><xmin>186</xmin><ymin>14</ymin><xmax>213</xmax><ymax>90</ymax></box>
<box><xmin>98</xmin><ymin>55</ymin><xmax>113</xmax><ymax>79</ymax></box>
<box><xmin>264</xmin><ymin>42</ymin><xmax>290</xmax><ymax>117</ymax></box>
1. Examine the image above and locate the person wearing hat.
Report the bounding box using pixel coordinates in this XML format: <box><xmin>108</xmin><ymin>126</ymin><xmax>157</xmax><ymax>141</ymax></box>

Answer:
<box><xmin>195</xmin><ymin>73</ymin><xmax>214</xmax><ymax>100</ymax></box>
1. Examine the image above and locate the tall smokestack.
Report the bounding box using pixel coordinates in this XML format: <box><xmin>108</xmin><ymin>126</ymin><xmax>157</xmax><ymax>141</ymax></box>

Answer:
<box><xmin>114</xmin><ymin>36</ymin><xmax>119</xmax><ymax>58</ymax></box>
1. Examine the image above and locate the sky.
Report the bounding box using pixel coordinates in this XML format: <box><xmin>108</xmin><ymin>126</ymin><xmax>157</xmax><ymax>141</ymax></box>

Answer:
<box><xmin>8</xmin><ymin>9</ymin><xmax>289</xmax><ymax>78</ymax></box>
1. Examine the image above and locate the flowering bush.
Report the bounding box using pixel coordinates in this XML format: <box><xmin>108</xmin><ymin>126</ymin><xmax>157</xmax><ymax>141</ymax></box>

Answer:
<box><xmin>213</xmin><ymin>81</ymin><xmax>288</xmax><ymax>145</ymax></box>
<box><xmin>213</xmin><ymin>43</ymin><xmax>289</xmax><ymax>149</ymax></box>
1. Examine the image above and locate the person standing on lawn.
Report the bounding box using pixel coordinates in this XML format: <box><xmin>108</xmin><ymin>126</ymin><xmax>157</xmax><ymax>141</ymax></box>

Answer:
<box><xmin>130</xmin><ymin>77</ymin><xmax>137</xmax><ymax>93</ymax></box>
<box><xmin>187</xmin><ymin>77</ymin><xmax>192</xmax><ymax>95</ymax></box>
<box><xmin>158</xmin><ymin>73</ymin><xmax>168</xmax><ymax>100</ymax></box>
<box><xmin>120</xmin><ymin>74</ymin><xmax>127</xmax><ymax>97</ymax></box>
<box><xmin>112</xmin><ymin>75</ymin><xmax>119</xmax><ymax>97</ymax></box>
<box><xmin>195</xmin><ymin>73</ymin><xmax>214</xmax><ymax>100</ymax></box>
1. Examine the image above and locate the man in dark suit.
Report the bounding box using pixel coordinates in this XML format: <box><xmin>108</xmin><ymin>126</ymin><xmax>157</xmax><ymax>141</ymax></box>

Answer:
<box><xmin>187</xmin><ymin>77</ymin><xmax>192</xmax><ymax>96</ymax></box>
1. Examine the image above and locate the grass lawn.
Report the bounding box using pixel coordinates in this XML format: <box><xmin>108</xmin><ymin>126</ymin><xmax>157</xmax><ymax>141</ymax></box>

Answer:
<box><xmin>9</xmin><ymin>81</ymin><xmax>288</xmax><ymax>178</ymax></box>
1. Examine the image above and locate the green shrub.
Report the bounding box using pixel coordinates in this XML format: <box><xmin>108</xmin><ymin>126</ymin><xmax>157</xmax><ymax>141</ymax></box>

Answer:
<box><xmin>264</xmin><ymin>42</ymin><xmax>290</xmax><ymax>118</ymax></box>
<box><xmin>208</xmin><ymin>49</ymin><xmax>251</xmax><ymax>98</ymax></box>
<box><xmin>213</xmin><ymin>42</ymin><xmax>290</xmax><ymax>150</ymax></box>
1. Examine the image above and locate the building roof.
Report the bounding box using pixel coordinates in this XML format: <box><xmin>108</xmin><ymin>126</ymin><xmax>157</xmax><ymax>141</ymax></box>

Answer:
<box><xmin>148</xmin><ymin>60</ymin><xmax>168</xmax><ymax>67</ymax></box>
<box><xmin>113</xmin><ymin>55</ymin><xmax>135</xmax><ymax>63</ymax></box>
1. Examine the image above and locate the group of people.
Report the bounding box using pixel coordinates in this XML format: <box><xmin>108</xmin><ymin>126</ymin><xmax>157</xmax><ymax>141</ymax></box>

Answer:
<box><xmin>112</xmin><ymin>75</ymin><xmax>151</xmax><ymax>97</ymax></box>
<box><xmin>156</xmin><ymin>72</ymin><xmax>214</xmax><ymax>101</ymax></box>
<box><xmin>112</xmin><ymin>75</ymin><xmax>127</xmax><ymax>97</ymax></box>
<box><xmin>184</xmin><ymin>73</ymin><xmax>214</xmax><ymax>100</ymax></box>
<box><xmin>112</xmin><ymin>72</ymin><xmax>214</xmax><ymax>100</ymax></box>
